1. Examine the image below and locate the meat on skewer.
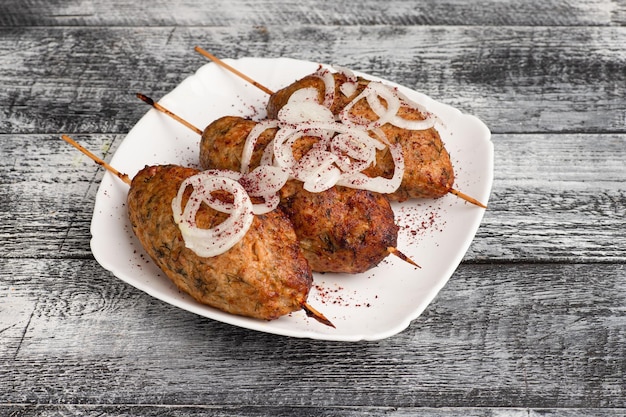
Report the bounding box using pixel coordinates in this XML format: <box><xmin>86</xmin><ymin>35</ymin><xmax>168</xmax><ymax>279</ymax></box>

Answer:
<box><xmin>61</xmin><ymin>135</ymin><xmax>333</xmax><ymax>326</ymax></box>
<box><xmin>194</xmin><ymin>46</ymin><xmax>485</xmax><ymax>208</ymax></box>
<box><xmin>136</xmin><ymin>94</ymin><xmax>417</xmax><ymax>273</ymax></box>
<box><xmin>200</xmin><ymin>115</ymin><xmax>401</xmax><ymax>274</ymax></box>
<box><xmin>266</xmin><ymin>71</ymin><xmax>454</xmax><ymax>202</ymax></box>
<box><xmin>128</xmin><ymin>164</ymin><xmax>314</xmax><ymax>320</ymax></box>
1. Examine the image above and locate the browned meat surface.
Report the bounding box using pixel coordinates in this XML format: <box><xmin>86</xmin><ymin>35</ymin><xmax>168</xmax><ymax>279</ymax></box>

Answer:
<box><xmin>200</xmin><ymin>116</ymin><xmax>276</xmax><ymax>174</ymax></box>
<box><xmin>200</xmin><ymin>116</ymin><xmax>398</xmax><ymax>273</ymax></box>
<box><xmin>267</xmin><ymin>72</ymin><xmax>455</xmax><ymax>201</ymax></box>
<box><xmin>127</xmin><ymin>164</ymin><xmax>312</xmax><ymax>320</ymax></box>
<box><xmin>281</xmin><ymin>182</ymin><xmax>397</xmax><ymax>274</ymax></box>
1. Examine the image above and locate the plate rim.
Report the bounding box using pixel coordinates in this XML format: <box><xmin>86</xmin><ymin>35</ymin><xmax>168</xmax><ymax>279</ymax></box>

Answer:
<box><xmin>90</xmin><ymin>57</ymin><xmax>493</xmax><ymax>341</ymax></box>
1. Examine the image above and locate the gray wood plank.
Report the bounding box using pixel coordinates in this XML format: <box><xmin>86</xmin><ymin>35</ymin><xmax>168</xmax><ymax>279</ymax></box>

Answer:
<box><xmin>469</xmin><ymin>133</ymin><xmax>626</xmax><ymax>262</ymax></box>
<box><xmin>1</xmin><ymin>405</ymin><xmax>625</xmax><ymax>417</ymax></box>
<box><xmin>1</xmin><ymin>1</ymin><xmax>624</xmax><ymax>414</ymax></box>
<box><xmin>2</xmin><ymin>133</ymin><xmax>624</xmax><ymax>262</ymax></box>
<box><xmin>0</xmin><ymin>26</ymin><xmax>624</xmax><ymax>135</ymax></box>
<box><xmin>2</xmin><ymin>259</ymin><xmax>624</xmax><ymax>408</ymax></box>
<box><xmin>0</xmin><ymin>134</ymin><xmax>121</xmax><ymax>259</ymax></box>
<box><xmin>0</xmin><ymin>0</ymin><xmax>622</xmax><ymax>27</ymax></box>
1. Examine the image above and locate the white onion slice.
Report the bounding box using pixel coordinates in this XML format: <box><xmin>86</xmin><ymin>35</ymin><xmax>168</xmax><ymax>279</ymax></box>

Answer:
<box><xmin>312</xmin><ymin>67</ymin><xmax>336</xmax><ymax>109</ymax></box>
<box><xmin>365</xmin><ymin>82</ymin><xmax>402</xmax><ymax>126</ymax></box>
<box><xmin>251</xmin><ymin>194</ymin><xmax>281</xmax><ymax>215</ymax></box>
<box><xmin>272</xmin><ymin>126</ymin><xmax>301</xmax><ymax>169</ymax></box>
<box><xmin>283</xmin><ymin>120</ymin><xmax>382</xmax><ymax>149</ymax></box>
<box><xmin>172</xmin><ymin>172</ymin><xmax>254</xmax><ymax>258</ymax></box>
<box><xmin>296</xmin><ymin>149</ymin><xmax>341</xmax><ymax>193</ymax></box>
<box><xmin>260</xmin><ymin>138</ymin><xmax>275</xmax><ymax>167</ymax></box>
<box><xmin>339</xmin><ymin>82</ymin><xmax>401</xmax><ymax>130</ymax></box>
<box><xmin>334</xmin><ymin>65</ymin><xmax>358</xmax><ymax>97</ymax></box>
<box><xmin>290</xmin><ymin>86</ymin><xmax>320</xmax><ymax>103</ymax></box>
<box><xmin>242</xmin><ymin>165</ymin><xmax>290</xmax><ymax>197</ymax></box>
<box><xmin>333</xmin><ymin>65</ymin><xmax>357</xmax><ymax>82</ymax></box>
<box><xmin>339</xmin><ymin>80</ymin><xmax>437</xmax><ymax>131</ymax></box>
<box><xmin>330</xmin><ymin>133</ymin><xmax>378</xmax><ymax>175</ymax></box>
<box><xmin>240</xmin><ymin>165</ymin><xmax>290</xmax><ymax>214</ymax></box>
<box><xmin>387</xmin><ymin>87</ymin><xmax>438</xmax><ymax>130</ymax></box>
<box><xmin>278</xmin><ymin>88</ymin><xmax>335</xmax><ymax>124</ymax></box>
<box><xmin>304</xmin><ymin>166</ymin><xmax>342</xmax><ymax>193</ymax></box>
<box><xmin>389</xmin><ymin>115</ymin><xmax>435</xmax><ymax>131</ymax></box>
<box><xmin>339</xmin><ymin>82</ymin><xmax>357</xmax><ymax>98</ymax></box>
<box><xmin>241</xmin><ymin>119</ymin><xmax>279</xmax><ymax>174</ymax></box>
<box><xmin>338</xmin><ymin>90</ymin><xmax>372</xmax><ymax>129</ymax></box>
<box><xmin>336</xmin><ymin>129</ymin><xmax>405</xmax><ymax>194</ymax></box>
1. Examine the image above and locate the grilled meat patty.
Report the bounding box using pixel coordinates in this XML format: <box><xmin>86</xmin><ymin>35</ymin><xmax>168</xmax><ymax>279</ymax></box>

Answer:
<box><xmin>281</xmin><ymin>181</ymin><xmax>398</xmax><ymax>274</ymax></box>
<box><xmin>199</xmin><ymin>116</ymin><xmax>276</xmax><ymax>179</ymax></box>
<box><xmin>200</xmin><ymin>116</ymin><xmax>399</xmax><ymax>274</ymax></box>
<box><xmin>127</xmin><ymin>164</ymin><xmax>312</xmax><ymax>320</ymax></box>
<box><xmin>267</xmin><ymin>72</ymin><xmax>454</xmax><ymax>201</ymax></box>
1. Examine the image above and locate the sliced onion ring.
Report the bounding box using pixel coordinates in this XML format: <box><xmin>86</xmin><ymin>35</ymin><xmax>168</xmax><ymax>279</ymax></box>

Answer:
<box><xmin>334</xmin><ymin>65</ymin><xmax>358</xmax><ymax>97</ymax></box>
<box><xmin>171</xmin><ymin>172</ymin><xmax>254</xmax><ymax>258</ymax></box>
<box><xmin>294</xmin><ymin>148</ymin><xmax>340</xmax><ymax>192</ymax></box>
<box><xmin>387</xmin><ymin>87</ymin><xmax>438</xmax><ymax>130</ymax></box>
<box><xmin>241</xmin><ymin>119</ymin><xmax>279</xmax><ymax>174</ymax></box>
<box><xmin>336</xmin><ymin>129</ymin><xmax>405</xmax><ymax>194</ymax></box>
<box><xmin>339</xmin><ymin>81</ymin><xmax>401</xmax><ymax>130</ymax></box>
<box><xmin>339</xmin><ymin>80</ymin><xmax>437</xmax><ymax>131</ymax></box>
<box><xmin>312</xmin><ymin>67</ymin><xmax>336</xmax><ymax>109</ymax></box>
<box><xmin>278</xmin><ymin>88</ymin><xmax>335</xmax><ymax>124</ymax></box>
<box><xmin>240</xmin><ymin>165</ymin><xmax>290</xmax><ymax>214</ymax></box>
<box><xmin>330</xmin><ymin>133</ymin><xmax>378</xmax><ymax>175</ymax></box>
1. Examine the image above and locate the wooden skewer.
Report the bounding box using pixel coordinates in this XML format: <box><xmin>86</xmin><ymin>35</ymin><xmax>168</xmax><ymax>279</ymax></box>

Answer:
<box><xmin>137</xmin><ymin>92</ymin><xmax>421</xmax><ymax>269</ymax></box>
<box><xmin>388</xmin><ymin>247</ymin><xmax>420</xmax><ymax>269</ymax></box>
<box><xmin>194</xmin><ymin>46</ymin><xmax>274</xmax><ymax>96</ymax></box>
<box><xmin>137</xmin><ymin>93</ymin><xmax>202</xmax><ymax>133</ymax></box>
<box><xmin>61</xmin><ymin>135</ymin><xmax>131</xmax><ymax>185</ymax></box>
<box><xmin>194</xmin><ymin>48</ymin><xmax>488</xmax><ymax>209</ymax></box>
<box><xmin>449</xmin><ymin>188</ymin><xmax>487</xmax><ymax>209</ymax></box>
<box><xmin>136</xmin><ymin>93</ymin><xmax>203</xmax><ymax>135</ymax></box>
<box><xmin>302</xmin><ymin>302</ymin><xmax>335</xmax><ymax>328</ymax></box>
<box><xmin>60</xmin><ymin>134</ymin><xmax>335</xmax><ymax>328</ymax></box>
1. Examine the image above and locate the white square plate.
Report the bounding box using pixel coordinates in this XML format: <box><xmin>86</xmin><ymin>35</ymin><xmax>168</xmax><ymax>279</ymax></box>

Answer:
<box><xmin>90</xmin><ymin>57</ymin><xmax>493</xmax><ymax>341</ymax></box>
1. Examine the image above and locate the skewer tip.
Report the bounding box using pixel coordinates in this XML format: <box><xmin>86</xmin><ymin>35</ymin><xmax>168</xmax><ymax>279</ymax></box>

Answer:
<box><xmin>135</xmin><ymin>92</ymin><xmax>203</xmax><ymax>135</ymax></box>
<box><xmin>136</xmin><ymin>92</ymin><xmax>154</xmax><ymax>106</ymax></box>
<box><xmin>193</xmin><ymin>45</ymin><xmax>205</xmax><ymax>54</ymax></box>
<box><xmin>302</xmin><ymin>302</ymin><xmax>335</xmax><ymax>328</ymax></box>
<box><xmin>60</xmin><ymin>135</ymin><xmax>131</xmax><ymax>185</ymax></box>
<box><xmin>388</xmin><ymin>247</ymin><xmax>421</xmax><ymax>268</ymax></box>
<box><xmin>449</xmin><ymin>188</ymin><xmax>487</xmax><ymax>209</ymax></box>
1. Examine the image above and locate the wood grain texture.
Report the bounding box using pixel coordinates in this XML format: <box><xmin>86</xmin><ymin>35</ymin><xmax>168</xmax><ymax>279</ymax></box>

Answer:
<box><xmin>2</xmin><ymin>259</ymin><xmax>625</xmax><ymax>408</ymax></box>
<box><xmin>1</xmin><ymin>0</ymin><xmax>624</xmax><ymax>415</ymax></box>
<box><xmin>1</xmin><ymin>406</ymin><xmax>625</xmax><ymax>417</ymax></box>
<box><xmin>0</xmin><ymin>26</ymin><xmax>625</xmax><ymax>135</ymax></box>
<box><xmin>2</xmin><ymin>133</ymin><xmax>624</xmax><ymax>262</ymax></box>
<box><xmin>0</xmin><ymin>0</ymin><xmax>623</xmax><ymax>27</ymax></box>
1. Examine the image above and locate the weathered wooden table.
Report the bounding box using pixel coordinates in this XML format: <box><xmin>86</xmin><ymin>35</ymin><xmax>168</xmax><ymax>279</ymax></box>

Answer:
<box><xmin>1</xmin><ymin>1</ymin><xmax>624</xmax><ymax>415</ymax></box>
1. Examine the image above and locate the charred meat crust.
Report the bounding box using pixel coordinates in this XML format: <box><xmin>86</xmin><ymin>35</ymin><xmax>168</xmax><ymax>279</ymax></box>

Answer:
<box><xmin>267</xmin><ymin>72</ymin><xmax>455</xmax><ymax>201</ymax></box>
<box><xmin>280</xmin><ymin>182</ymin><xmax>398</xmax><ymax>274</ymax></box>
<box><xmin>200</xmin><ymin>116</ymin><xmax>276</xmax><ymax>174</ymax></box>
<box><xmin>200</xmin><ymin>117</ymin><xmax>399</xmax><ymax>274</ymax></box>
<box><xmin>127</xmin><ymin>164</ymin><xmax>312</xmax><ymax>320</ymax></box>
